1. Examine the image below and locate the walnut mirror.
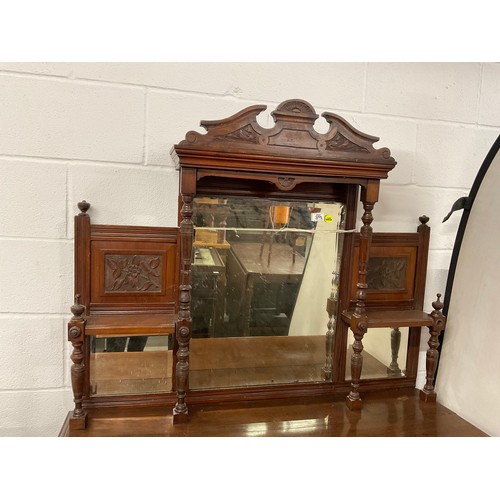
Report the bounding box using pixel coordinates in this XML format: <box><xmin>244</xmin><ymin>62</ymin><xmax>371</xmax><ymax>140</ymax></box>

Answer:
<box><xmin>65</xmin><ymin>98</ymin><xmax>443</xmax><ymax>431</ymax></box>
<box><xmin>189</xmin><ymin>195</ymin><xmax>346</xmax><ymax>390</ymax></box>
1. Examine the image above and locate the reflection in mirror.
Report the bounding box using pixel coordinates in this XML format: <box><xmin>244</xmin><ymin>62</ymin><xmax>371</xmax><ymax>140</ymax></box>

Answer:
<box><xmin>346</xmin><ymin>327</ymin><xmax>409</xmax><ymax>380</ymax></box>
<box><xmin>89</xmin><ymin>335</ymin><xmax>173</xmax><ymax>396</ymax></box>
<box><xmin>190</xmin><ymin>196</ymin><xmax>346</xmax><ymax>390</ymax></box>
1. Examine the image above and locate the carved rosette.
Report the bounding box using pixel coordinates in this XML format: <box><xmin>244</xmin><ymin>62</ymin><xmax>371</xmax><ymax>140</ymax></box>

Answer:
<box><xmin>105</xmin><ymin>254</ymin><xmax>162</xmax><ymax>292</ymax></box>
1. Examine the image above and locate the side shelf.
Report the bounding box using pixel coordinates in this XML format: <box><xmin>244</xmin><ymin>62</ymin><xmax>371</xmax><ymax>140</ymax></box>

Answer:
<box><xmin>85</xmin><ymin>313</ymin><xmax>176</xmax><ymax>336</ymax></box>
<box><xmin>66</xmin><ymin>201</ymin><xmax>179</xmax><ymax>431</ymax></box>
<box><xmin>341</xmin><ymin>309</ymin><xmax>433</xmax><ymax>329</ymax></box>
<box><xmin>341</xmin><ymin>216</ymin><xmax>446</xmax><ymax>409</ymax></box>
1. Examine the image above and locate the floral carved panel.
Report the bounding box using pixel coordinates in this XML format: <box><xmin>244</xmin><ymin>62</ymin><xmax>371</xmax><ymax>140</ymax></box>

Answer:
<box><xmin>104</xmin><ymin>254</ymin><xmax>163</xmax><ymax>292</ymax></box>
<box><xmin>366</xmin><ymin>257</ymin><xmax>407</xmax><ymax>290</ymax></box>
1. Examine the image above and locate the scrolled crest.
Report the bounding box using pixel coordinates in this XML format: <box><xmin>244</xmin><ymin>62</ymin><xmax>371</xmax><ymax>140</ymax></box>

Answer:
<box><xmin>172</xmin><ymin>98</ymin><xmax>397</xmax><ymax>178</ymax></box>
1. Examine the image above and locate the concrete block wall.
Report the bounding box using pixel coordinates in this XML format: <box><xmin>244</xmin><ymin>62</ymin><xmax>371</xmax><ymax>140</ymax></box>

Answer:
<box><xmin>1</xmin><ymin>62</ymin><xmax>498</xmax><ymax>436</ymax></box>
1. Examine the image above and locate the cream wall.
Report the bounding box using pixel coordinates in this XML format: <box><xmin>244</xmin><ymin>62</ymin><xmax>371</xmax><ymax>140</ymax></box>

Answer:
<box><xmin>1</xmin><ymin>62</ymin><xmax>499</xmax><ymax>436</ymax></box>
<box><xmin>436</xmin><ymin>147</ymin><xmax>500</xmax><ymax>437</ymax></box>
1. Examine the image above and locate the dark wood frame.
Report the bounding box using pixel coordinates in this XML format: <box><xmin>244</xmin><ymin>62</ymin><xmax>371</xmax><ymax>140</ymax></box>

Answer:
<box><xmin>66</xmin><ymin>99</ymin><xmax>446</xmax><ymax>430</ymax></box>
<box><xmin>66</xmin><ymin>201</ymin><xmax>179</xmax><ymax>430</ymax></box>
<box><xmin>335</xmin><ymin>217</ymin><xmax>432</xmax><ymax>387</ymax></box>
<box><xmin>170</xmin><ymin>99</ymin><xmax>445</xmax><ymax>421</ymax></box>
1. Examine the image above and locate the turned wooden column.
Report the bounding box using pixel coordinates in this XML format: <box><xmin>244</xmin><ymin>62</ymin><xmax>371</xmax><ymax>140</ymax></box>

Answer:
<box><xmin>67</xmin><ymin>200</ymin><xmax>91</xmax><ymax>429</ymax></box>
<box><xmin>420</xmin><ymin>294</ymin><xmax>446</xmax><ymax>402</ymax></box>
<box><xmin>68</xmin><ymin>294</ymin><xmax>87</xmax><ymax>429</ymax></box>
<box><xmin>173</xmin><ymin>170</ymin><xmax>195</xmax><ymax>423</ymax></box>
<box><xmin>74</xmin><ymin>200</ymin><xmax>91</xmax><ymax>313</ymax></box>
<box><xmin>322</xmin><ymin>271</ymin><xmax>339</xmax><ymax>381</ymax></box>
<box><xmin>387</xmin><ymin>327</ymin><xmax>402</xmax><ymax>376</ymax></box>
<box><xmin>347</xmin><ymin>181</ymin><xmax>379</xmax><ymax>410</ymax></box>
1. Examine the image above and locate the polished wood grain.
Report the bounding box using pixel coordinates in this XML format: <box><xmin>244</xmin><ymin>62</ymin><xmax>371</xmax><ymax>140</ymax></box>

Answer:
<box><xmin>90</xmin><ymin>350</ymin><xmax>173</xmax><ymax>396</ymax></box>
<box><xmin>189</xmin><ymin>336</ymin><xmax>389</xmax><ymax>389</ymax></box>
<box><xmin>67</xmin><ymin>203</ymin><xmax>179</xmax><ymax>428</ymax></box>
<box><xmin>172</xmin><ymin>99</ymin><xmax>396</xmax><ymax>179</ymax></box>
<box><xmin>59</xmin><ymin>387</ymin><xmax>488</xmax><ymax>437</ymax></box>
<box><xmin>85</xmin><ymin>313</ymin><xmax>176</xmax><ymax>335</ymax></box>
<box><xmin>342</xmin><ymin>310</ymin><xmax>434</xmax><ymax>328</ymax></box>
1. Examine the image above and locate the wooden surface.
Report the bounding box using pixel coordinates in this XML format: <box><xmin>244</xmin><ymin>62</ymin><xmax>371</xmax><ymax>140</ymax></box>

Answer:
<box><xmin>172</xmin><ymin>99</ymin><xmax>396</xmax><ymax>179</ymax></box>
<box><xmin>342</xmin><ymin>309</ymin><xmax>434</xmax><ymax>328</ymax></box>
<box><xmin>190</xmin><ymin>335</ymin><xmax>325</xmax><ymax>389</ymax></box>
<box><xmin>231</xmin><ymin>241</ymin><xmax>306</xmax><ymax>277</ymax></box>
<box><xmin>189</xmin><ymin>335</ymin><xmax>390</xmax><ymax>389</ymax></box>
<box><xmin>86</xmin><ymin>313</ymin><xmax>176</xmax><ymax>335</ymax></box>
<box><xmin>90</xmin><ymin>350</ymin><xmax>173</xmax><ymax>396</ymax></box>
<box><xmin>86</xmin><ymin>335</ymin><xmax>397</xmax><ymax>394</ymax></box>
<box><xmin>59</xmin><ymin>387</ymin><xmax>488</xmax><ymax>437</ymax></box>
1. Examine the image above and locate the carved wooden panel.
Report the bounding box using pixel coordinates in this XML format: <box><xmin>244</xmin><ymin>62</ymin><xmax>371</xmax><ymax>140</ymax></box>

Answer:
<box><xmin>350</xmin><ymin>236</ymin><xmax>418</xmax><ymax>308</ymax></box>
<box><xmin>104</xmin><ymin>254</ymin><xmax>163</xmax><ymax>292</ymax></box>
<box><xmin>172</xmin><ymin>99</ymin><xmax>396</xmax><ymax>180</ymax></box>
<box><xmin>366</xmin><ymin>256</ymin><xmax>407</xmax><ymax>290</ymax></box>
<box><xmin>90</xmin><ymin>237</ymin><xmax>177</xmax><ymax>311</ymax></box>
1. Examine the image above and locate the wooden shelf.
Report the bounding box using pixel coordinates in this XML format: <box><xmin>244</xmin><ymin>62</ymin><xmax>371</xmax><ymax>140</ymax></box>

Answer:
<box><xmin>85</xmin><ymin>313</ymin><xmax>176</xmax><ymax>336</ymax></box>
<box><xmin>341</xmin><ymin>309</ymin><xmax>433</xmax><ymax>328</ymax></box>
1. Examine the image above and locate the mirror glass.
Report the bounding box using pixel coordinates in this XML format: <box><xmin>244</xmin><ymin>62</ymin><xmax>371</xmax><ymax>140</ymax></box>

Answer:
<box><xmin>345</xmin><ymin>327</ymin><xmax>409</xmax><ymax>380</ymax></box>
<box><xmin>89</xmin><ymin>335</ymin><xmax>173</xmax><ymax>396</ymax></box>
<box><xmin>189</xmin><ymin>196</ymin><xmax>346</xmax><ymax>390</ymax></box>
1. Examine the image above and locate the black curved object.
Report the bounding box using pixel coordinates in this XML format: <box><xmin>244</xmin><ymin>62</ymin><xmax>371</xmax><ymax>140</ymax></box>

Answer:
<box><xmin>442</xmin><ymin>134</ymin><xmax>500</xmax><ymax>316</ymax></box>
<box><xmin>436</xmin><ymin>135</ymin><xmax>500</xmax><ymax>372</ymax></box>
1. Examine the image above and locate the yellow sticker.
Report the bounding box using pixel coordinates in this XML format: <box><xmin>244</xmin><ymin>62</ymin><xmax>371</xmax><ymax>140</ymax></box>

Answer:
<box><xmin>324</xmin><ymin>214</ymin><xmax>333</xmax><ymax>223</ymax></box>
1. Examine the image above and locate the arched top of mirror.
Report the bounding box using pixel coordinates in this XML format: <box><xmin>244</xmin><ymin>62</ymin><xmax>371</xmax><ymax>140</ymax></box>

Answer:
<box><xmin>171</xmin><ymin>99</ymin><xmax>397</xmax><ymax>181</ymax></box>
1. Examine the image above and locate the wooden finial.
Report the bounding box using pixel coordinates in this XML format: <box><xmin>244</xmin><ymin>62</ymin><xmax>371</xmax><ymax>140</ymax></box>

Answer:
<box><xmin>71</xmin><ymin>294</ymin><xmax>85</xmax><ymax>319</ymax></box>
<box><xmin>77</xmin><ymin>200</ymin><xmax>90</xmax><ymax>214</ymax></box>
<box><xmin>432</xmin><ymin>293</ymin><xmax>443</xmax><ymax>312</ymax></box>
<box><xmin>419</xmin><ymin>215</ymin><xmax>430</xmax><ymax>226</ymax></box>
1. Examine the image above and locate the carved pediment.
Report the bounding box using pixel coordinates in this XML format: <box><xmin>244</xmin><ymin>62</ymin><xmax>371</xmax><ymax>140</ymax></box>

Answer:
<box><xmin>172</xmin><ymin>99</ymin><xmax>396</xmax><ymax>179</ymax></box>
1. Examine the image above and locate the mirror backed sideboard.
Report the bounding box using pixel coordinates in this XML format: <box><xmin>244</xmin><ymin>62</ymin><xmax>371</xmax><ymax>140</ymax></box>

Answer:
<box><xmin>63</xmin><ymin>99</ymin><xmax>445</xmax><ymax>430</ymax></box>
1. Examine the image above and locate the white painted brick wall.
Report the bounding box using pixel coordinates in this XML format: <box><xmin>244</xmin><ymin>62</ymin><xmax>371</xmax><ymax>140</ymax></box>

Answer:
<box><xmin>0</xmin><ymin>74</ymin><xmax>145</xmax><ymax>162</ymax></box>
<box><xmin>0</xmin><ymin>240</ymin><xmax>73</xmax><ymax>314</ymax></box>
<box><xmin>0</xmin><ymin>316</ymin><xmax>65</xmax><ymax>390</ymax></box>
<box><xmin>68</xmin><ymin>163</ymin><xmax>180</xmax><ymax>232</ymax></box>
<box><xmin>0</xmin><ymin>159</ymin><xmax>67</xmax><ymax>238</ymax></box>
<box><xmin>479</xmin><ymin>64</ymin><xmax>500</xmax><ymax>126</ymax></box>
<box><xmin>365</xmin><ymin>62</ymin><xmax>482</xmax><ymax>123</ymax></box>
<box><xmin>1</xmin><ymin>62</ymin><xmax>498</xmax><ymax>436</ymax></box>
<box><xmin>146</xmin><ymin>91</ymin><xmax>247</xmax><ymax>166</ymax></box>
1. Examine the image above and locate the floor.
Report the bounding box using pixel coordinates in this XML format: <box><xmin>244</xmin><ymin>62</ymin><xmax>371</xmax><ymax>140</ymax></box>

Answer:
<box><xmin>59</xmin><ymin>387</ymin><xmax>488</xmax><ymax>437</ymax></box>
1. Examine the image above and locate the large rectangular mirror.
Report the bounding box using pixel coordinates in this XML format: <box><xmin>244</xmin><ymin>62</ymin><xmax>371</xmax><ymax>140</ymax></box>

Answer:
<box><xmin>189</xmin><ymin>196</ymin><xmax>347</xmax><ymax>390</ymax></box>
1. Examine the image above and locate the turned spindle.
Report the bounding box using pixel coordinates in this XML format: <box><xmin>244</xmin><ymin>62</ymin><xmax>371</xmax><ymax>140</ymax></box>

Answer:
<box><xmin>68</xmin><ymin>294</ymin><xmax>87</xmax><ymax>429</ymax></box>
<box><xmin>173</xmin><ymin>192</ymin><xmax>194</xmax><ymax>423</ymax></box>
<box><xmin>346</xmin><ymin>181</ymin><xmax>380</xmax><ymax>410</ymax></box>
<box><xmin>420</xmin><ymin>293</ymin><xmax>446</xmax><ymax>402</ymax></box>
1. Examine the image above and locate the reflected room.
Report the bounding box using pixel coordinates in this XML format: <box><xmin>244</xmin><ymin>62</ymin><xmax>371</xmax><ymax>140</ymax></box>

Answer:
<box><xmin>189</xmin><ymin>196</ymin><xmax>347</xmax><ymax>390</ymax></box>
<box><xmin>345</xmin><ymin>327</ymin><xmax>409</xmax><ymax>380</ymax></box>
<box><xmin>90</xmin><ymin>335</ymin><xmax>173</xmax><ymax>396</ymax></box>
